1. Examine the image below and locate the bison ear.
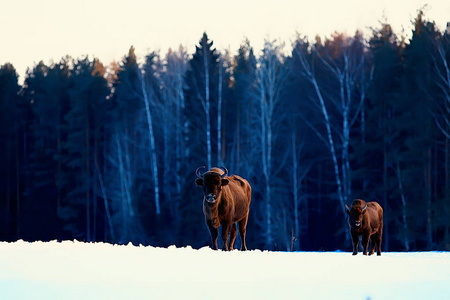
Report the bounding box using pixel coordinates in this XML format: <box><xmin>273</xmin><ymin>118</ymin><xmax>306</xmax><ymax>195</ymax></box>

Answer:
<box><xmin>221</xmin><ymin>178</ymin><xmax>229</xmax><ymax>186</ymax></box>
<box><xmin>345</xmin><ymin>204</ymin><xmax>350</xmax><ymax>215</ymax></box>
<box><xmin>195</xmin><ymin>178</ymin><xmax>204</xmax><ymax>186</ymax></box>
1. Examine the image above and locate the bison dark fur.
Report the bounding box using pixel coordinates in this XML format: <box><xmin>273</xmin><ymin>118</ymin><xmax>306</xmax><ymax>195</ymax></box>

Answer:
<box><xmin>345</xmin><ymin>199</ymin><xmax>383</xmax><ymax>256</ymax></box>
<box><xmin>195</xmin><ymin>167</ymin><xmax>251</xmax><ymax>251</ymax></box>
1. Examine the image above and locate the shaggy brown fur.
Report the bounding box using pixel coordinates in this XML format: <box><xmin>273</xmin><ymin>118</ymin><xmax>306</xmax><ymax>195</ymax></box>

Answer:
<box><xmin>345</xmin><ymin>199</ymin><xmax>383</xmax><ymax>256</ymax></box>
<box><xmin>195</xmin><ymin>167</ymin><xmax>251</xmax><ymax>250</ymax></box>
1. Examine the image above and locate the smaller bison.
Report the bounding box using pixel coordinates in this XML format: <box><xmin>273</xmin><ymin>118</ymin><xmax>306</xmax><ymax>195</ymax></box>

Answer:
<box><xmin>195</xmin><ymin>166</ymin><xmax>251</xmax><ymax>251</ymax></box>
<box><xmin>345</xmin><ymin>199</ymin><xmax>383</xmax><ymax>256</ymax></box>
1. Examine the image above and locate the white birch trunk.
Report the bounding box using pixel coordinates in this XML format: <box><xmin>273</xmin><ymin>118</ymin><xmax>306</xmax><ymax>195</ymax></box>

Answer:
<box><xmin>311</xmin><ymin>77</ymin><xmax>345</xmax><ymax>212</ymax></box>
<box><xmin>94</xmin><ymin>155</ymin><xmax>115</xmax><ymax>241</ymax></box>
<box><xmin>115</xmin><ymin>132</ymin><xmax>134</xmax><ymax>241</ymax></box>
<box><xmin>84</xmin><ymin>114</ymin><xmax>92</xmax><ymax>242</ymax></box>
<box><xmin>292</xmin><ymin>132</ymin><xmax>300</xmax><ymax>251</ymax></box>
<box><xmin>294</xmin><ymin>45</ymin><xmax>356</xmax><ymax>243</ymax></box>
<box><xmin>176</xmin><ymin>69</ymin><xmax>186</xmax><ymax>202</ymax></box>
<box><xmin>258</xmin><ymin>41</ymin><xmax>288</xmax><ymax>249</ymax></box>
<box><xmin>294</xmin><ymin>47</ymin><xmax>345</xmax><ymax>212</ymax></box>
<box><xmin>217</xmin><ymin>57</ymin><xmax>223</xmax><ymax>166</ymax></box>
<box><xmin>14</xmin><ymin>128</ymin><xmax>21</xmax><ymax>238</ymax></box>
<box><xmin>202</xmin><ymin>42</ymin><xmax>212</xmax><ymax>169</ymax></box>
<box><xmin>295</xmin><ymin>46</ymin><xmax>367</xmax><ymax>217</ymax></box>
<box><xmin>176</xmin><ymin>80</ymin><xmax>184</xmax><ymax>197</ymax></box>
<box><xmin>431</xmin><ymin>37</ymin><xmax>450</xmax><ymax>248</ymax></box>
<box><xmin>343</xmin><ymin>56</ymin><xmax>351</xmax><ymax>203</ymax></box>
<box><xmin>396</xmin><ymin>163</ymin><xmax>410</xmax><ymax>251</ymax></box>
<box><xmin>162</xmin><ymin>88</ymin><xmax>172</xmax><ymax>215</ymax></box>
<box><xmin>139</xmin><ymin>70</ymin><xmax>161</xmax><ymax>215</ymax></box>
<box><xmin>425</xmin><ymin>148</ymin><xmax>433</xmax><ymax>249</ymax></box>
<box><xmin>170</xmin><ymin>48</ymin><xmax>187</xmax><ymax>201</ymax></box>
<box><xmin>432</xmin><ymin>40</ymin><xmax>450</xmax><ymax>138</ymax></box>
<box><xmin>446</xmin><ymin>138</ymin><xmax>450</xmax><ymax>250</ymax></box>
<box><xmin>259</xmin><ymin>79</ymin><xmax>272</xmax><ymax>248</ymax></box>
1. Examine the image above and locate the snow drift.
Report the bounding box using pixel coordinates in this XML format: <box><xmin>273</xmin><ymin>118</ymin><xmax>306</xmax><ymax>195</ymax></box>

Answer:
<box><xmin>0</xmin><ymin>241</ymin><xmax>449</xmax><ymax>300</ymax></box>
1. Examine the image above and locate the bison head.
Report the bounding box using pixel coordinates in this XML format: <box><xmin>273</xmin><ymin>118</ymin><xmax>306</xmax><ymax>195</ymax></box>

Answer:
<box><xmin>195</xmin><ymin>166</ymin><xmax>229</xmax><ymax>204</ymax></box>
<box><xmin>345</xmin><ymin>200</ymin><xmax>367</xmax><ymax>229</ymax></box>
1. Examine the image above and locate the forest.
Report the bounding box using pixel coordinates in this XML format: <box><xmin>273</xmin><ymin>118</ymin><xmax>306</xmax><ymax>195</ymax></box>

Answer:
<box><xmin>0</xmin><ymin>11</ymin><xmax>449</xmax><ymax>251</ymax></box>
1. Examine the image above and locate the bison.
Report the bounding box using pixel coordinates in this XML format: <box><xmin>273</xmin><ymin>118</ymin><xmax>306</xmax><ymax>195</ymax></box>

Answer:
<box><xmin>195</xmin><ymin>166</ymin><xmax>251</xmax><ymax>251</ymax></box>
<box><xmin>345</xmin><ymin>199</ymin><xmax>383</xmax><ymax>256</ymax></box>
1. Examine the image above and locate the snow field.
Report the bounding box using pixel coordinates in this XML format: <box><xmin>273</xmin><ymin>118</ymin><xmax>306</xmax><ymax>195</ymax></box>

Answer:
<box><xmin>0</xmin><ymin>241</ymin><xmax>449</xmax><ymax>300</ymax></box>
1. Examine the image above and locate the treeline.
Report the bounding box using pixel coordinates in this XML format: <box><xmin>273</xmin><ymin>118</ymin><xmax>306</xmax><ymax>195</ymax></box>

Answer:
<box><xmin>1</xmin><ymin>12</ymin><xmax>449</xmax><ymax>251</ymax></box>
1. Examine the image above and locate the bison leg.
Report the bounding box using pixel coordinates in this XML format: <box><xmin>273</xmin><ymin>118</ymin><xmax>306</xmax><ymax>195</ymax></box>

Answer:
<box><xmin>229</xmin><ymin>223</ymin><xmax>237</xmax><ymax>250</ymax></box>
<box><xmin>351</xmin><ymin>231</ymin><xmax>359</xmax><ymax>255</ymax></box>
<box><xmin>377</xmin><ymin>223</ymin><xmax>383</xmax><ymax>256</ymax></box>
<box><xmin>206</xmin><ymin>220</ymin><xmax>219</xmax><ymax>250</ymax></box>
<box><xmin>377</xmin><ymin>238</ymin><xmax>382</xmax><ymax>256</ymax></box>
<box><xmin>238</xmin><ymin>216</ymin><xmax>248</xmax><ymax>251</ymax></box>
<box><xmin>371</xmin><ymin>232</ymin><xmax>382</xmax><ymax>256</ymax></box>
<box><xmin>221</xmin><ymin>222</ymin><xmax>231</xmax><ymax>251</ymax></box>
<box><xmin>369</xmin><ymin>235</ymin><xmax>376</xmax><ymax>256</ymax></box>
<box><xmin>362</xmin><ymin>234</ymin><xmax>370</xmax><ymax>256</ymax></box>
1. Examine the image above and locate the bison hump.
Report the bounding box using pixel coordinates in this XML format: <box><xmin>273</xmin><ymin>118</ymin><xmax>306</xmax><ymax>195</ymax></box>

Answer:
<box><xmin>231</xmin><ymin>176</ymin><xmax>246</xmax><ymax>187</ymax></box>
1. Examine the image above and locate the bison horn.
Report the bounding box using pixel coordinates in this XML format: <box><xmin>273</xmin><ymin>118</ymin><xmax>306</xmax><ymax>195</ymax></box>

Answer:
<box><xmin>219</xmin><ymin>167</ymin><xmax>228</xmax><ymax>178</ymax></box>
<box><xmin>196</xmin><ymin>166</ymin><xmax>206</xmax><ymax>178</ymax></box>
<box><xmin>362</xmin><ymin>204</ymin><xmax>367</xmax><ymax>211</ymax></box>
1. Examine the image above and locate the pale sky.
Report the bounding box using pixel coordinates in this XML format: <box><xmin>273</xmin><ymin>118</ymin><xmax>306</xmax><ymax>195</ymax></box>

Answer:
<box><xmin>1</xmin><ymin>0</ymin><xmax>449</xmax><ymax>82</ymax></box>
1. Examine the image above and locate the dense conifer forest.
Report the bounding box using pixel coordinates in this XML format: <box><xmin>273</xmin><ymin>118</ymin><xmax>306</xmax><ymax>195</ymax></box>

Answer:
<box><xmin>1</xmin><ymin>12</ymin><xmax>449</xmax><ymax>251</ymax></box>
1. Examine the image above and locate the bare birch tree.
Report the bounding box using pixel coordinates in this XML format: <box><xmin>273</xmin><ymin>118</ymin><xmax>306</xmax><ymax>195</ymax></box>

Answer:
<box><xmin>160</xmin><ymin>46</ymin><xmax>189</xmax><ymax>221</ymax></box>
<box><xmin>138</xmin><ymin>67</ymin><xmax>161</xmax><ymax>215</ymax></box>
<box><xmin>293</xmin><ymin>34</ymin><xmax>369</xmax><ymax>215</ymax></box>
<box><xmin>291</xmin><ymin>131</ymin><xmax>311</xmax><ymax>251</ymax></box>
<box><xmin>202</xmin><ymin>37</ymin><xmax>213</xmax><ymax>169</ymax></box>
<box><xmin>256</xmin><ymin>40</ymin><xmax>288</xmax><ymax>248</ymax></box>
<box><xmin>431</xmin><ymin>29</ymin><xmax>450</xmax><ymax>249</ymax></box>
<box><xmin>217</xmin><ymin>53</ymin><xmax>224</xmax><ymax>166</ymax></box>
<box><xmin>395</xmin><ymin>162</ymin><xmax>410</xmax><ymax>250</ymax></box>
<box><xmin>431</xmin><ymin>33</ymin><xmax>450</xmax><ymax>139</ymax></box>
<box><xmin>107</xmin><ymin>126</ymin><xmax>136</xmax><ymax>242</ymax></box>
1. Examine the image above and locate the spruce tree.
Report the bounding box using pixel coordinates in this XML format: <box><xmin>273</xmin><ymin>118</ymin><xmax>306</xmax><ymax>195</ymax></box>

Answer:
<box><xmin>401</xmin><ymin>11</ymin><xmax>441</xmax><ymax>249</ymax></box>
<box><xmin>59</xmin><ymin>57</ymin><xmax>110</xmax><ymax>241</ymax></box>
<box><xmin>351</xmin><ymin>23</ymin><xmax>404</xmax><ymax>250</ymax></box>
<box><xmin>106</xmin><ymin>46</ymin><xmax>149</xmax><ymax>244</ymax></box>
<box><xmin>184</xmin><ymin>33</ymin><xmax>220</xmax><ymax>170</ymax></box>
<box><xmin>0</xmin><ymin>63</ymin><xmax>22</xmax><ymax>240</ymax></box>
<box><xmin>21</xmin><ymin>59</ymin><xmax>71</xmax><ymax>241</ymax></box>
<box><xmin>232</xmin><ymin>39</ymin><xmax>258</xmax><ymax>178</ymax></box>
<box><xmin>183</xmin><ymin>33</ymin><xmax>222</xmax><ymax>246</ymax></box>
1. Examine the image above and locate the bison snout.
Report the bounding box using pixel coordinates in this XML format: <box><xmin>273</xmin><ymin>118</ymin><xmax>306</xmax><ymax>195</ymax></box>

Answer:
<box><xmin>355</xmin><ymin>221</ymin><xmax>361</xmax><ymax>227</ymax></box>
<box><xmin>205</xmin><ymin>194</ymin><xmax>217</xmax><ymax>203</ymax></box>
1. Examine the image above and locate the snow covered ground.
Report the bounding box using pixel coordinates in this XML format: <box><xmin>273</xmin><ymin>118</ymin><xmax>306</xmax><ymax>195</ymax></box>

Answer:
<box><xmin>0</xmin><ymin>241</ymin><xmax>449</xmax><ymax>300</ymax></box>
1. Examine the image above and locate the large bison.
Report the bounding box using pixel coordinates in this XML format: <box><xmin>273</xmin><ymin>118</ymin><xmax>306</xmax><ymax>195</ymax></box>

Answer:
<box><xmin>345</xmin><ymin>199</ymin><xmax>383</xmax><ymax>256</ymax></box>
<box><xmin>195</xmin><ymin>166</ymin><xmax>251</xmax><ymax>251</ymax></box>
